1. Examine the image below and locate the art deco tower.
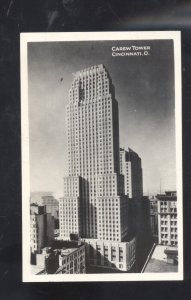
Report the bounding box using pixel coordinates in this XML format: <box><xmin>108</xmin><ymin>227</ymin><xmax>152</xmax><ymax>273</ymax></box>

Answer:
<box><xmin>59</xmin><ymin>65</ymin><xmax>135</xmax><ymax>271</ymax></box>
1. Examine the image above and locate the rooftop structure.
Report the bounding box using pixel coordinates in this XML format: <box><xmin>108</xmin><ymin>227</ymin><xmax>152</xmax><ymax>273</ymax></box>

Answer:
<box><xmin>143</xmin><ymin>245</ymin><xmax>178</xmax><ymax>273</ymax></box>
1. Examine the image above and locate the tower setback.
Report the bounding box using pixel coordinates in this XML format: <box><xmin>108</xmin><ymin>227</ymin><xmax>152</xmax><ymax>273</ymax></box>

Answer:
<box><xmin>59</xmin><ymin>64</ymin><xmax>136</xmax><ymax>271</ymax></box>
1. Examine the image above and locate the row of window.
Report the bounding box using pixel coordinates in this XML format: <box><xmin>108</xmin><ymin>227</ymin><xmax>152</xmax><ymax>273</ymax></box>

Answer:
<box><xmin>67</xmin><ymin>114</ymin><xmax>112</xmax><ymax>124</ymax></box>
<box><xmin>98</xmin><ymin>236</ymin><xmax>120</xmax><ymax>241</ymax></box>
<box><xmin>161</xmin><ymin>241</ymin><xmax>178</xmax><ymax>246</ymax></box>
<box><xmin>160</xmin><ymin>208</ymin><xmax>177</xmax><ymax>213</ymax></box>
<box><xmin>170</xmin><ymin>221</ymin><xmax>177</xmax><ymax>226</ymax></box>
<box><xmin>67</xmin><ymin>105</ymin><xmax>112</xmax><ymax>116</ymax></box>
<box><xmin>160</xmin><ymin>201</ymin><xmax>176</xmax><ymax>206</ymax></box>
<box><xmin>161</xmin><ymin>234</ymin><xmax>178</xmax><ymax>239</ymax></box>
<box><xmin>71</xmin><ymin>86</ymin><xmax>109</xmax><ymax>93</ymax></box>
<box><xmin>73</xmin><ymin>82</ymin><xmax>105</xmax><ymax>89</ymax></box>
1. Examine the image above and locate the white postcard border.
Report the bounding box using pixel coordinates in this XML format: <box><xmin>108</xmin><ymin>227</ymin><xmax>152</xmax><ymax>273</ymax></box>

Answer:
<box><xmin>21</xmin><ymin>31</ymin><xmax>183</xmax><ymax>282</ymax></box>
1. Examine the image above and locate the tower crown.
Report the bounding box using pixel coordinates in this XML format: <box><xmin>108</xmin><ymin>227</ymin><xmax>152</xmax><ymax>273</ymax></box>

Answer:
<box><xmin>69</xmin><ymin>64</ymin><xmax>114</xmax><ymax>103</ymax></box>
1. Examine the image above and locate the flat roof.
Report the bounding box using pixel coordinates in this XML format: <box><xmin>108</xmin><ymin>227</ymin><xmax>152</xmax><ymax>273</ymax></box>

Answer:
<box><xmin>144</xmin><ymin>245</ymin><xmax>178</xmax><ymax>273</ymax></box>
<box><xmin>60</xmin><ymin>248</ymin><xmax>78</xmax><ymax>256</ymax></box>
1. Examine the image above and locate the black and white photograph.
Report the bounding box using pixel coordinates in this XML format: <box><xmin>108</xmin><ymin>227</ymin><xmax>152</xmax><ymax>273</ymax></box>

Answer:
<box><xmin>21</xmin><ymin>31</ymin><xmax>182</xmax><ymax>281</ymax></box>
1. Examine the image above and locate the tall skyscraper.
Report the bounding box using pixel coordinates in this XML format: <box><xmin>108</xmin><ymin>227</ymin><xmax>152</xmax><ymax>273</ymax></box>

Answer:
<box><xmin>59</xmin><ymin>64</ymin><xmax>136</xmax><ymax>271</ymax></box>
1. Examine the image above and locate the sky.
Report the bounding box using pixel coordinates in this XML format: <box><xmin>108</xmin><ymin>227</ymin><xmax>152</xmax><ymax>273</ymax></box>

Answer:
<box><xmin>28</xmin><ymin>39</ymin><xmax>176</xmax><ymax>197</ymax></box>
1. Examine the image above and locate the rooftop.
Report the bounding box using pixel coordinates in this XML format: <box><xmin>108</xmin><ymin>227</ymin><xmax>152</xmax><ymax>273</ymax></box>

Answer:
<box><xmin>52</xmin><ymin>240</ymin><xmax>84</xmax><ymax>250</ymax></box>
<box><xmin>144</xmin><ymin>245</ymin><xmax>178</xmax><ymax>273</ymax></box>
<box><xmin>60</xmin><ymin>248</ymin><xmax>78</xmax><ymax>256</ymax></box>
<box><xmin>75</xmin><ymin>64</ymin><xmax>105</xmax><ymax>76</ymax></box>
<box><xmin>156</xmin><ymin>191</ymin><xmax>177</xmax><ymax>201</ymax></box>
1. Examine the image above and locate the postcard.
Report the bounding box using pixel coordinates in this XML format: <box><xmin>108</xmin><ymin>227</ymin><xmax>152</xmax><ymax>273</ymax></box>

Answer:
<box><xmin>21</xmin><ymin>31</ymin><xmax>182</xmax><ymax>281</ymax></box>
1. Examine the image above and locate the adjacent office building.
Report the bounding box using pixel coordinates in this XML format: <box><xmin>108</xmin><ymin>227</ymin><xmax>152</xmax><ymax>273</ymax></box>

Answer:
<box><xmin>157</xmin><ymin>191</ymin><xmax>178</xmax><ymax>246</ymax></box>
<box><xmin>59</xmin><ymin>64</ymin><xmax>136</xmax><ymax>271</ymax></box>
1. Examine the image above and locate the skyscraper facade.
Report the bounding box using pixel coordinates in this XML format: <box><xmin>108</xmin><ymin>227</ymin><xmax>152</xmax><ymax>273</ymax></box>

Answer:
<box><xmin>59</xmin><ymin>64</ymin><xmax>136</xmax><ymax>271</ymax></box>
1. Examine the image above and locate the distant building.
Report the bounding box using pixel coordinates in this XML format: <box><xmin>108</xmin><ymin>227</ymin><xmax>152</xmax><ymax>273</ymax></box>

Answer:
<box><xmin>30</xmin><ymin>204</ymin><xmax>54</xmax><ymax>255</ymax></box>
<box><xmin>35</xmin><ymin>241</ymin><xmax>86</xmax><ymax>274</ymax></box>
<box><xmin>149</xmin><ymin>195</ymin><xmax>158</xmax><ymax>242</ymax></box>
<box><xmin>41</xmin><ymin>195</ymin><xmax>59</xmax><ymax>219</ymax></box>
<box><xmin>120</xmin><ymin>147</ymin><xmax>143</xmax><ymax>200</ymax></box>
<box><xmin>156</xmin><ymin>191</ymin><xmax>178</xmax><ymax>246</ymax></box>
<box><xmin>30</xmin><ymin>192</ymin><xmax>59</xmax><ymax>219</ymax></box>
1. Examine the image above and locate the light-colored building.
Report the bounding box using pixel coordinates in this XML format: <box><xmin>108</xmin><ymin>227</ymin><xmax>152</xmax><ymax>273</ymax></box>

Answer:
<box><xmin>84</xmin><ymin>238</ymin><xmax>136</xmax><ymax>272</ymax></box>
<box><xmin>30</xmin><ymin>204</ymin><xmax>54</xmax><ymax>254</ymax></box>
<box><xmin>157</xmin><ymin>191</ymin><xmax>178</xmax><ymax>246</ymax></box>
<box><xmin>59</xmin><ymin>176</ymin><xmax>82</xmax><ymax>239</ymax></box>
<box><xmin>59</xmin><ymin>64</ymin><xmax>136</xmax><ymax>271</ymax></box>
<box><xmin>120</xmin><ymin>147</ymin><xmax>143</xmax><ymax>200</ymax></box>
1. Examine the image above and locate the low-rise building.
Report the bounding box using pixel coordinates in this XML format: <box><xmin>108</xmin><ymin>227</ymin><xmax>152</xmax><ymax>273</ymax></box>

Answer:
<box><xmin>56</xmin><ymin>244</ymin><xmax>86</xmax><ymax>274</ymax></box>
<box><xmin>84</xmin><ymin>238</ymin><xmax>136</xmax><ymax>272</ymax></box>
<box><xmin>34</xmin><ymin>241</ymin><xmax>86</xmax><ymax>274</ymax></box>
